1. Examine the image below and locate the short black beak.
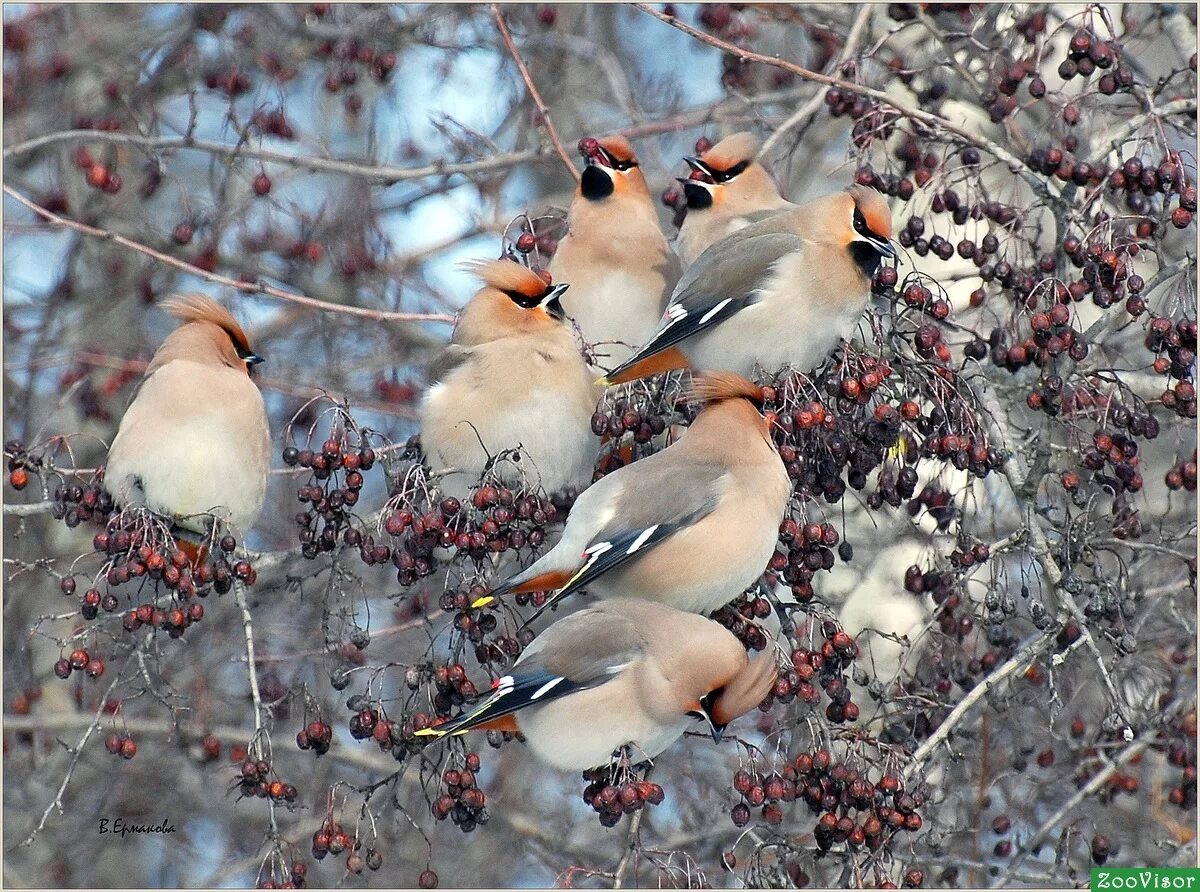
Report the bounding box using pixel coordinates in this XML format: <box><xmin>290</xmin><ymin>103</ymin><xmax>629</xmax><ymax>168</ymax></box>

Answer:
<box><xmin>684</xmin><ymin>156</ymin><xmax>715</xmax><ymax>180</ymax></box>
<box><xmin>585</xmin><ymin>146</ymin><xmax>615</xmax><ymax>169</ymax></box>
<box><xmin>863</xmin><ymin>236</ymin><xmax>897</xmax><ymax>259</ymax></box>
<box><xmin>709</xmin><ymin>721</ymin><xmax>726</xmax><ymax>744</ymax></box>
<box><xmin>542</xmin><ymin>283</ymin><xmax>569</xmax><ymax>320</ymax></box>
<box><xmin>244</xmin><ymin>354</ymin><xmax>265</xmax><ymax>367</ymax></box>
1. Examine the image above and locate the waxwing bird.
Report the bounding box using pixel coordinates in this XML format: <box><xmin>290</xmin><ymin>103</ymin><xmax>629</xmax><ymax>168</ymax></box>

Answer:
<box><xmin>602</xmin><ymin>184</ymin><xmax>896</xmax><ymax>385</ymax></box>
<box><xmin>548</xmin><ymin>135</ymin><xmax>681</xmax><ymax>372</ymax></box>
<box><xmin>414</xmin><ymin>598</ymin><xmax>778</xmax><ymax>771</ymax></box>
<box><xmin>473</xmin><ymin>371</ymin><xmax>790</xmax><ymax>617</ymax></box>
<box><xmin>420</xmin><ymin>259</ymin><xmax>601</xmax><ymax>500</ymax></box>
<box><xmin>104</xmin><ymin>294</ymin><xmax>270</xmax><ymax>537</ymax></box>
<box><xmin>675</xmin><ymin>131</ymin><xmax>795</xmax><ymax>267</ymax></box>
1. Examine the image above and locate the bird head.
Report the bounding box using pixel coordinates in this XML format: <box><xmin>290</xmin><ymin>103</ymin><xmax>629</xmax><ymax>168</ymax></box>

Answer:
<box><xmin>843</xmin><ymin>184</ymin><xmax>896</xmax><ymax>276</ymax></box>
<box><xmin>686</xmin><ymin>648</ymin><xmax>778</xmax><ymax>743</ymax></box>
<box><xmin>459</xmin><ymin>258</ymin><xmax>569</xmax><ymax>334</ymax></box>
<box><xmin>679</xmin><ymin>132</ymin><xmax>781</xmax><ymax>214</ymax></box>
<box><xmin>155</xmin><ymin>294</ymin><xmax>263</xmax><ymax>377</ymax></box>
<box><xmin>577</xmin><ymin>135</ymin><xmax>648</xmax><ymax>202</ymax></box>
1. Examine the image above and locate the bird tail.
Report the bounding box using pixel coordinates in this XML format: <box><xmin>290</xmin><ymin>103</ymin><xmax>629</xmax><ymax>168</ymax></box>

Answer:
<box><xmin>598</xmin><ymin>346</ymin><xmax>690</xmax><ymax>387</ymax></box>
<box><xmin>470</xmin><ymin>568</ymin><xmax>574</xmax><ymax>609</ymax></box>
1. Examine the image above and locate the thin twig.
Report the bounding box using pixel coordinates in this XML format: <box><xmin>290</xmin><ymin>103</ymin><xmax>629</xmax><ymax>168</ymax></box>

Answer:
<box><xmin>903</xmin><ymin>631</ymin><xmax>1056</xmax><ymax>783</ymax></box>
<box><xmin>631</xmin><ymin>3</ymin><xmax>1056</xmax><ymax>200</ymax></box>
<box><xmin>234</xmin><ymin>579</ymin><xmax>278</xmax><ymax>838</ymax></box>
<box><xmin>760</xmin><ymin>5</ymin><xmax>873</xmax><ymax>161</ymax></box>
<box><xmin>20</xmin><ymin>653</ymin><xmax>133</xmax><ymax>847</ymax></box>
<box><xmin>491</xmin><ymin>5</ymin><xmax>580</xmax><ymax>182</ymax></box>
<box><xmin>3</xmin><ymin>185</ymin><xmax>454</xmax><ymax>325</ymax></box>
<box><xmin>1002</xmin><ymin>739</ymin><xmax>1150</xmax><ymax>878</ymax></box>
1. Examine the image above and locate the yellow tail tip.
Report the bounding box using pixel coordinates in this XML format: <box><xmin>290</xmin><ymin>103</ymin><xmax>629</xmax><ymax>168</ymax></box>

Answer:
<box><xmin>597</xmin><ymin>374</ymin><xmax>616</xmax><ymax>387</ymax></box>
<box><xmin>412</xmin><ymin>727</ymin><xmax>444</xmax><ymax>738</ymax></box>
<box><xmin>471</xmin><ymin>595</ymin><xmax>496</xmax><ymax>609</ymax></box>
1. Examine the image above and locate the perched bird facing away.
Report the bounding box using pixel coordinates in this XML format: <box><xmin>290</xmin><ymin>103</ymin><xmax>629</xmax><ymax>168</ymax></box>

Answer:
<box><xmin>415</xmin><ymin>598</ymin><xmax>778</xmax><ymax>771</ymax></box>
<box><xmin>104</xmin><ymin>294</ymin><xmax>270</xmax><ymax>538</ymax></box>
<box><xmin>473</xmin><ymin>371</ymin><xmax>790</xmax><ymax>617</ymax></box>
<box><xmin>675</xmin><ymin>131</ymin><xmax>795</xmax><ymax>267</ymax></box>
<box><xmin>602</xmin><ymin>184</ymin><xmax>895</xmax><ymax>385</ymax></box>
<box><xmin>548</xmin><ymin>135</ymin><xmax>681</xmax><ymax>371</ymax></box>
<box><xmin>420</xmin><ymin>259</ymin><xmax>600</xmax><ymax>500</ymax></box>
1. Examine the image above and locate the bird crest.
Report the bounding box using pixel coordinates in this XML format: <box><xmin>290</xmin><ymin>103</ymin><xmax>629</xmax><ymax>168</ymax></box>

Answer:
<box><xmin>700</xmin><ymin>132</ymin><xmax>761</xmax><ymax>173</ymax></box>
<box><xmin>159</xmin><ymin>293</ymin><xmax>253</xmax><ymax>355</ymax></box>
<box><xmin>688</xmin><ymin>370</ymin><xmax>765</xmax><ymax>407</ymax></box>
<box><xmin>460</xmin><ymin>258</ymin><xmax>550</xmax><ymax>299</ymax></box>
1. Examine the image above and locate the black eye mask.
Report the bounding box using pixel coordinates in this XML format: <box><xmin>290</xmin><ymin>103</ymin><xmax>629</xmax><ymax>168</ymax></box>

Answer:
<box><xmin>709</xmin><ymin>159</ymin><xmax>750</xmax><ymax>183</ymax></box>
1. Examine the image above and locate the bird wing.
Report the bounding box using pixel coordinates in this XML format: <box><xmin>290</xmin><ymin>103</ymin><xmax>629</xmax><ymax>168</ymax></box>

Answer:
<box><xmin>521</xmin><ymin>460</ymin><xmax>730</xmax><ymax>624</ymax></box>
<box><xmin>607</xmin><ymin>230</ymin><xmax>807</xmax><ymax>378</ymax></box>
<box><xmin>425</xmin><ymin>344</ymin><xmax>475</xmax><ymax>385</ymax></box>
<box><xmin>414</xmin><ymin>606</ymin><xmax>646</xmax><ymax>739</ymax></box>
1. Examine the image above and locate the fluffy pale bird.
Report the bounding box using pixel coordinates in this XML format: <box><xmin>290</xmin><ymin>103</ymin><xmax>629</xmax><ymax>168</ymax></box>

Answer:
<box><xmin>415</xmin><ymin>598</ymin><xmax>778</xmax><ymax>771</ymax></box>
<box><xmin>104</xmin><ymin>294</ymin><xmax>270</xmax><ymax>538</ymax></box>
<box><xmin>549</xmin><ymin>135</ymin><xmax>681</xmax><ymax>371</ymax></box>
<box><xmin>420</xmin><ymin>259</ymin><xmax>600</xmax><ymax>500</ymax></box>
<box><xmin>603</xmin><ymin>184</ymin><xmax>895</xmax><ymax>385</ymax></box>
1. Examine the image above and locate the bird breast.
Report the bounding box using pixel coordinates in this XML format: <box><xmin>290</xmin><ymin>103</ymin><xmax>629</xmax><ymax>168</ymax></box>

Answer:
<box><xmin>104</xmin><ymin>360</ymin><xmax>269</xmax><ymax>533</ymax></box>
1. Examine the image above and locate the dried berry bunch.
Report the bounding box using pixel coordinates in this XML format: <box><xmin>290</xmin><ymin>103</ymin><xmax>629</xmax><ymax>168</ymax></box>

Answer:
<box><xmin>577</xmin><ymin>747</ymin><xmax>665</xmax><ymax>828</ymax></box>
<box><xmin>377</xmin><ymin>454</ymin><xmax>562</xmax><ymax>598</ymax></box>
<box><xmin>235</xmin><ymin>754</ymin><xmax>299</xmax><ymax>806</ymax></box>
<box><xmin>254</xmin><ymin>844</ymin><xmax>309</xmax><ymax>890</ymax></box>
<box><xmin>590</xmin><ymin>376</ymin><xmax>692</xmax><ymax>480</ymax></box>
<box><xmin>430</xmin><ymin>748</ymin><xmax>490</xmax><ymax>833</ymax></box>
<box><xmin>503</xmin><ymin>211</ymin><xmax>564</xmax><ymax>270</ymax></box>
<box><xmin>281</xmin><ymin>400</ymin><xmax>378</xmax><ymax>560</ymax></box>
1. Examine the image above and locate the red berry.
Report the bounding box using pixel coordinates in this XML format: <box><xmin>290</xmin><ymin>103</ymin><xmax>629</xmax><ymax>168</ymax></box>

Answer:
<box><xmin>252</xmin><ymin>173</ymin><xmax>272</xmax><ymax>196</ymax></box>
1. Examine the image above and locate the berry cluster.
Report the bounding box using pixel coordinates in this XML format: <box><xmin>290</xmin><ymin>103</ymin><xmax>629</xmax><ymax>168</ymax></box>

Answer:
<box><xmin>255</xmin><ymin>852</ymin><xmax>308</xmax><ymax>890</ymax></box>
<box><xmin>4</xmin><ymin>438</ymin><xmax>47</xmax><ymax>492</ymax></box>
<box><xmin>237</xmin><ymin>758</ymin><xmax>298</xmax><ymax>805</ymax></box>
<box><xmin>1165</xmin><ymin>716</ymin><xmax>1197</xmax><ymax>810</ymax></box>
<box><xmin>1148</xmin><ymin>317</ymin><xmax>1198</xmax><ymax>419</ymax></box>
<box><xmin>581</xmin><ymin>760</ymin><xmax>665</xmax><ymax>828</ymax></box>
<box><xmin>591</xmin><ymin>386</ymin><xmax>685</xmax><ymax>480</ymax></box>
<box><xmin>732</xmin><ymin>747</ymin><xmax>925</xmax><ymax>851</ymax></box>
<box><xmin>282</xmin><ymin>414</ymin><xmax>377</xmax><ymax>560</ymax></box>
<box><xmin>50</xmin><ymin>479</ymin><xmax>117</xmax><ymax>528</ymax></box>
<box><xmin>772</xmin><ymin>518</ymin><xmax>845</xmax><ymax>603</ymax></box>
<box><xmin>310</xmin><ymin>815</ymin><xmax>381</xmax><ymax>873</ymax></box>
<box><xmin>380</xmin><ymin>465</ymin><xmax>559</xmax><ymax>589</ymax></box>
<box><xmin>295</xmin><ymin>720</ymin><xmax>333</xmax><ymax>757</ymax></box>
<box><xmin>103</xmin><ymin>730</ymin><xmax>138</xmax><ymax>759</ymax></box>
<box><xmin>787</xmin><ymin>623</ymin><xmax>863</xmax><ymax>725</ymax></box>
<box><xmin>1078</xmin><ymin>429</ymin><xmax>1145</xmax><ymax>498</ymax></box>
<box><xmin>1165</xmin><ymin>452</ymin><xmax>1198</xmax><ymax>492</ymax></box>
<box><xmin>431</xmin><ymin>751</ymin><xmax>489</xmax><ymax>833</ymax></box>
<box><xmin>710</xmin><ymin>592</ymin><xmax>774</xmax><ymax>650</ymax></box>
<box><xmin>54</xmin><ymin>647</ymin><xmax>105</xmax><ymax>680</ymax></box>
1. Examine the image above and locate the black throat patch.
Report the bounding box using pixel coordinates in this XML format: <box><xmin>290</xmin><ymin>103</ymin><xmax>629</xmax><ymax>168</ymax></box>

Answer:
<box><xmin>683</xmin><ymin>181</ymin><xmax>713</xmax><ymax>209</ymax></box>
<box><xmin>849</xmin><ymin>242</ymin><xmax>883</xmax><ymax>278</ymax></box>
<box><xmin>581</xmin><ymin>165</ymin><xmax>615</xmax><ymax>200</ymax></box>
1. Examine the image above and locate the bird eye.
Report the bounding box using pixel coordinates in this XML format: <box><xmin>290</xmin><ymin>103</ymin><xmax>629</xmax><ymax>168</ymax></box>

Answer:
<box><xmin>853</xmin><ymin>207</ymin><xmax>876</xmax><ymax>239</ymax></box>
<box><xmin>612</xmin><ymin>160</ymin><xmax>638</xmax><ymax>172</ymax></box>
<box><xmin>712</xmin><ymin>160</ymin><xmax>749</xmax><ymax>183</ymax></box>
